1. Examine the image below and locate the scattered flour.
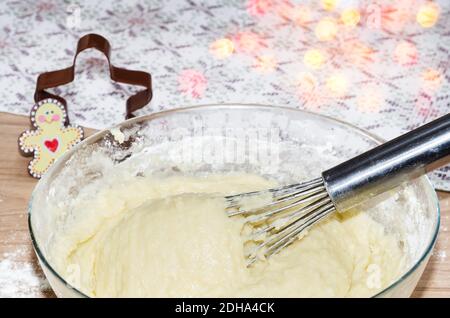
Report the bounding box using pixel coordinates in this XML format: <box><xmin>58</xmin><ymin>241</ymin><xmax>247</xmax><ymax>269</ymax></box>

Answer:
<box><xmin>0</xmin><ymin>248</ymin><xmax>51</xmax><ymax>297</ymax></box>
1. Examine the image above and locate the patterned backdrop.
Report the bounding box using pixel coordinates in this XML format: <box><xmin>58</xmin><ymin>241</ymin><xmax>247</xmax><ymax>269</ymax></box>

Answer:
<box><xmin>0</xmin><ymin>0</ymin><xmax>449</xmax><ymax>190</ymax></box>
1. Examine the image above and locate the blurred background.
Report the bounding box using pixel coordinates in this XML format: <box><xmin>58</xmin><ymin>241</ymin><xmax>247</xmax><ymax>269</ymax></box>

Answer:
<box><xmin>0</xmin><ymin>0</ymin><xmax>448</xmax><ymax>190</ymax></box>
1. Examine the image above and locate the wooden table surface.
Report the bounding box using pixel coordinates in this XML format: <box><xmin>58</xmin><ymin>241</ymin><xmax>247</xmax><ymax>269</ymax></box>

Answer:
<box><xmin>0</xmin><ymin>112</ymin><xmax>449</xmax><ymax>298</ymax></box>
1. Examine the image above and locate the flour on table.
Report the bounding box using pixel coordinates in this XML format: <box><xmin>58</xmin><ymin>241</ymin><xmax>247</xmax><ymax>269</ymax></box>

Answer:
<box><xmin>0</xmin><ymin>248</ymin><xmax>50</xmax><ymax>297</ymax></box>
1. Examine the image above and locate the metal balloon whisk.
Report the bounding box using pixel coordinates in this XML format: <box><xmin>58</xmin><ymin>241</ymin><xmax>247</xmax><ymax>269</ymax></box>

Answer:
<box><xmin>226</xmin><ymin>113</ymin><xmax>450</xmax><ymax>265</ymax></box>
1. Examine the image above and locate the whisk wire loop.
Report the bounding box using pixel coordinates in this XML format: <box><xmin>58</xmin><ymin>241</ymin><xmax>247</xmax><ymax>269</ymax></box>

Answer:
<box><xmin>225</xmin><ymin>177</ymin><xmax>336</xmax><ymax>265</ymax></box>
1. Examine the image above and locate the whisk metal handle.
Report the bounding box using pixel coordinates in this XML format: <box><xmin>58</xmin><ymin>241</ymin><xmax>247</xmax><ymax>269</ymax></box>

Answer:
<box><xmin>322</xmin><ymin>113</ymin><xmax>450</xmax><ymax>212</ymax></box>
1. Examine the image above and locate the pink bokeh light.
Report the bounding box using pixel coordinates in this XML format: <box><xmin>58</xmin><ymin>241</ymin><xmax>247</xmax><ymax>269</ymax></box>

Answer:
<box><xmin>232</xmin><ymin>32</ymin><xmax>266</xmax><ymax>55</ymax></box>
<box><xmin>246</xmin><ymin>0</ymin><xmax>274</xmax><ymax>17</ymax></box>
<box><xmin>177</xmin><ymin>69</ymin><xmax>207</xmax><ymax>99</ymax></box>
<box><xmin>253</xmin><ymin>54</ymin><xmax>277</xmax><ymax>73</ymax></box>
<box><xmin>393</xmin><ymin>41</ymin><xmax>418</xmax><ymax>66</ymax></box>
<box><xmin>421</xmin><ymin>68</ymin><xmax>443</xmax><ymax>92</ymax></box>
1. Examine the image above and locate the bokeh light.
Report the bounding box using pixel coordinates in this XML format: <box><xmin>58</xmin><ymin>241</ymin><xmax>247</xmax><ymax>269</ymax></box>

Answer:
<box><xmin>343</xmin><ymin>40</ymin><xmax>376</xmax><ymax>66</ymax></box>
<box><xmin>381</xmin><ymin>2</ymin><xmax>412</xmax><ymax>33</ymax></box>
<box><xmin>326</xmin><ymin>73</ymin><xmax>348</xmax><ymax>96</ymax></box>
<box><xmin>290</xmin><ymin>5</ymin><xmax>313</xmax><ymax>26</ymax></box>
<box><xmin>417</xmin><ymin>2</ymin><xmax>440</xmax><ymax>28</ymax></box>
<box><xmin>209</xmin><ymin>38</ymin><xmax>234</xmax><ymax>59</ymax></box>
<box><xmin>304</xmin><ymin>49</ymin><xmax>325</xmax><ymax>69</ymax></box>
<box><xmin>177</xmin><ymin>69</ymin><xmax>207</xmax><ymax>99</ymax></box>
<box><xmin>341</xmin><ymin>8</ymin><xmax>360</xmax><ymax>27</ymax></box>
<box><xmin>393</xmin><ymin>41</ymin><xmax>418</xmax><ymax>66</ymax></box>
<box><xmin>233</xmin><ymin>32</ymin><xmax>265</xmax><ymax>55</ymax></box>
<box><xmin>357</xmin><ymin>86</ymin><xmax>383</xmax><ymax>113</ymax></box>
<box><xmin>253</xmin><ymin>55</ymin><xmax>277</xmax><ymax>73</ymax></box>
<box><xmin>295</xmin><ymin>72</ymin><xmax>324</xmax><ymax>110</ymax></box>
<box><xmin>421</xmin><ymin>68</ymin><xmax>442</xmax><ymax>92</ymax></box>
<box><xmin>247</xmin><ymin>0</ymin><xmax>273</xmax><ymax>17</ymax></box>
<box><xmin>315</xmin><ymin>17</ymin><xmax>338</xmax><ymax>41</ymax></box>
<box><xmin>321</xmin><ymin>0</ymin><xmax>338</xmax><ymax>11</ymax></box>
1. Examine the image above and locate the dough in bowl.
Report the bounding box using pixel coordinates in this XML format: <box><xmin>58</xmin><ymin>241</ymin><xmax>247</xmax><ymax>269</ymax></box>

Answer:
<box><xmin>49</xmin><ymin>174</ymin><xmax>405</xmax><ymax>297</ymax></box>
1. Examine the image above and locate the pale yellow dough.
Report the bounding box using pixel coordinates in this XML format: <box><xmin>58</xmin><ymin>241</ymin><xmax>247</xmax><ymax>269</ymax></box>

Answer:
<box><xmin>51</xmin><ymin>174</ymin><xmax>404</xmax><ymax>297</ymax></box>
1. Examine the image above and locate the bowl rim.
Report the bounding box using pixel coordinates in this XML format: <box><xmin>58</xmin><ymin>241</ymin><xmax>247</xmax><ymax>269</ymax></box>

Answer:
<box><xmin>28</xmin><ymin>103</ymin><xmax>441</xmax><ymax>298</ymax></box>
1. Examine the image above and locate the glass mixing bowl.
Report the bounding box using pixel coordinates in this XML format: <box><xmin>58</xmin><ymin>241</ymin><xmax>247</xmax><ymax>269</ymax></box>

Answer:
<box><xmin>28</xmin><ymin>104</ymin><xmax>440</xmax><ymax>298</ymax></box>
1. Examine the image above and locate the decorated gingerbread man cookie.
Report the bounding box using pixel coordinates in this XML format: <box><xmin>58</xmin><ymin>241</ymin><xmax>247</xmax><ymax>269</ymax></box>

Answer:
<box><xmin>18</xmin><ymin>99</ymin><xmax>84</xmax><ymax>178</ymax></box>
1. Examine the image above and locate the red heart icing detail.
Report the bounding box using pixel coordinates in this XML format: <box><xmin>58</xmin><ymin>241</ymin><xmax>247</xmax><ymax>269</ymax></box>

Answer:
<box><xmin>44</xmin><ymin>139</ymin><xmax>59</xmax><ymax>153</ymax></box>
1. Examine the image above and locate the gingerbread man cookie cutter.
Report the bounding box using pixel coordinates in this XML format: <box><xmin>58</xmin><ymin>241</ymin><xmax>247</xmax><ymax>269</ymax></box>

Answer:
<box><xmin>19</xmin><ymin>33</ymin><xmax>153</xmax><ymax>178</ymax></box>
